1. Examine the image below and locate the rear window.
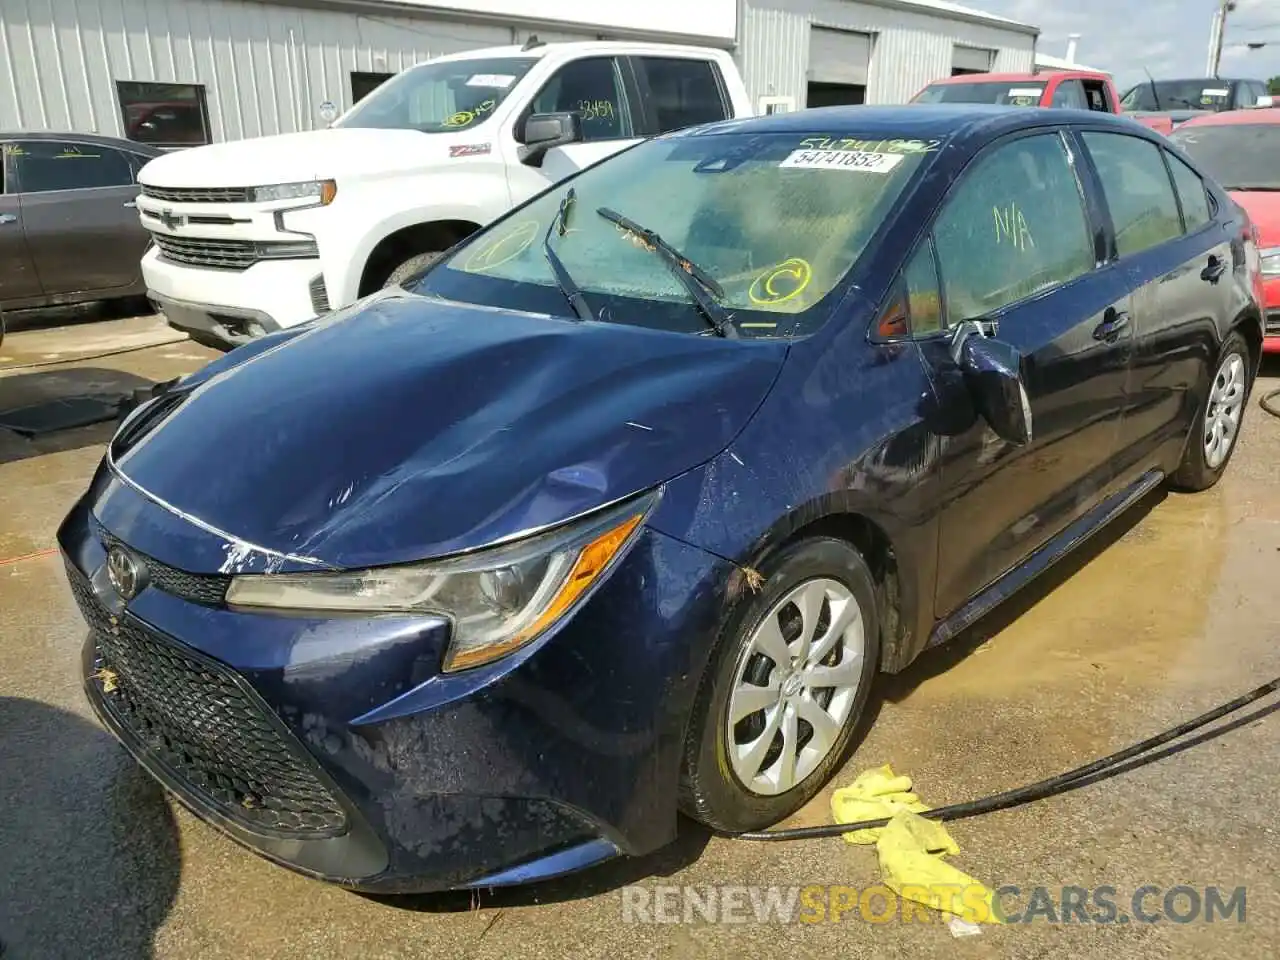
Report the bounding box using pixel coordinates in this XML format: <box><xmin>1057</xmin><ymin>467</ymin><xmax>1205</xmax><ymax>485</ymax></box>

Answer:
<box><xmin>1169</xmin><ymin>123</ymin><xmax>1280</xmax><ymax>191</ymax></box>
<box><xmin>913</xmin><ymin>82</ymin><xmax>1045</xmax><ymax>107</ymax></box>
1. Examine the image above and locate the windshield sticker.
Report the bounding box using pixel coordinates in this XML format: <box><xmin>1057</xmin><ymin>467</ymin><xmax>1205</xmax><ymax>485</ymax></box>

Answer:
<box><xmin>780</xmin><ymin>149</ymin><xmax>904</xmax><ymax>173</ymax></box>
<box><xmin>748</xmin><ymin>258</ymin><xmax>813</xmax><ymax>306</ymax></box>
<box><xmin>798</xmin><ymin>136</ymin><xmax>941</xmax><ymax>154</ymax></box>
<box><xmin>443</xmin><ymin>99</ymin><xmax>497</xmax><ymax>127</ymax></box>
<box><xmin>463</xmin><ymin>220</ymin><xmax>538</xmax><ymax>272</ymax></box>
<box><xmin>1008</xmin><ymin>96</ymin><xmax>1038</xmax><ymax>106</ymax></box>
<box><xmin>1202</xmin><ymin>88</ymin><xmax>1230</xmax><ymax>97</ymax></box>
<box><xmin>577</xmin><ymin>99</ymin><xmax>616</xmax><ymax>120</ymax></box>
<box><xmin>1007</xmin><ymin>87</ymin><xmax>1044</xmax><ymax>98</ymax></box>
<box><xmin>993</xmin><ymin>202</ymin><xmax>1035</xmax><ymax>252</ymax></box>
<box><xmin>449</xmin><ymin>142</ymin><xmax>492</xmax><ymax>158</ymax></box>
<box><xmin>467</xmin><ymin>74</ymin><xmax>516</xmax><ymax>88</ymax></box>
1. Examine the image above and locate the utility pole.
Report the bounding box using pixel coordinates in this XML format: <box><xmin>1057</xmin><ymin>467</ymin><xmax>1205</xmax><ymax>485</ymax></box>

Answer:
<box><xmin>1207</xmin><ymin>0</ymin><xmax>1236</xmax><ymax>77</ymax></box>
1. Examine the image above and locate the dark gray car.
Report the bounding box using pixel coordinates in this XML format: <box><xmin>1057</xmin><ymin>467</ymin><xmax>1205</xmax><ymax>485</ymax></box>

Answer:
<box><xmin>1</xmin><ymin>132</ymin><xmax>162</xmax><ymax>311</ymax></box>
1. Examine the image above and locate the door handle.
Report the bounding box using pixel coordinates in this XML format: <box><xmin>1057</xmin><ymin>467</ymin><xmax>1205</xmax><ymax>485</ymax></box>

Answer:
<box><xmin>0</xmin><ymin>213</ymin><xmax>15</xmax><ymax>225</ymax></box>
<box><xmin>1093</xmin><ymin>309</ymin><xmax>1130</xmax><ymax>343</ymax></box>
<box><xmin>1201</xmin><ymin>255</ymin><xmax>1227</xmax><ymax>283</ymax></box>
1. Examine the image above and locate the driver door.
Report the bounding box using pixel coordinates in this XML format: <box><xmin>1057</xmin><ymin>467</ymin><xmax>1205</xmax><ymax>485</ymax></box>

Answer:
<box><xmin>505</xmin><ymin>56</ymin><xmax>643</xmax><ymax>202</ymax></box>
<box><xmin>917</xmin><ymin>130</ymin><xmax>1136</xmax><ymax>615</ymax></box>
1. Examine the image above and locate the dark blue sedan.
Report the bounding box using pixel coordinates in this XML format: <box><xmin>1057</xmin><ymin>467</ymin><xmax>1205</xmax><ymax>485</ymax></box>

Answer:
<box><xmin>60</xmin><ymin>105</ymin><xmax>1265</xmax><ymax>893</ymax></box>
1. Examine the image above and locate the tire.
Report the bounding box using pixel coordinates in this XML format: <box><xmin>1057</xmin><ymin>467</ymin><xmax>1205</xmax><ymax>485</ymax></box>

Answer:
<box><xmin>383</xmin><ymin>250</ymin><xmax>446</xmax><ymax>290</ymax></box>
<box><xmin>1169</xmin><ymin>329</ymin><xmax>1252</xmax><ymax>492</ymax></box>
<box><xmin>679</xmin><ymin>537</ymin><xmax>881</xmax><ymax>833</ymax></box>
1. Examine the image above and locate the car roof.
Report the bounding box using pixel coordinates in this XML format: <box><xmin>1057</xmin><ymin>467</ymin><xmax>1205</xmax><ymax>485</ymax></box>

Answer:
<box><xmin>424</xmin><ymin>39</ymin><xmax>727</xmax><ymax>65</ymax></box>
<box><xmin>684</xmin><ymin>103</ymin><xmax>1147</xmax><ymax>144</ymax></box>
<box><xmin>927</xmin><ymin>71</ymin><xmax>1107</xmax><ymax>85</ymax></box>
<box><xmin>1174</xmin><ymin>107</ymin><xmax>1280</xmax><ymax>128</ymax></box>
<box><xmin>0</xmin><ymin>130</ymin><xmax>163</xmax><ymax>154</ymax></box>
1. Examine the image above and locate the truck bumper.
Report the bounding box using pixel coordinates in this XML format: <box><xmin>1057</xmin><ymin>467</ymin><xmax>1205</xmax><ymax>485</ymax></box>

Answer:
<box><xmin>143</xmin><ymin>248</ymin><xmax>326</xmax><ymax>350</ymax></box>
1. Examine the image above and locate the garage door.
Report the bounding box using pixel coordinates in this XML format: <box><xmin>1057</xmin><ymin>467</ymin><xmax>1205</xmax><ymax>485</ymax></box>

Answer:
<box><xmin>808</xmin><ymin>27</ymin><xmax>872</xmax><ymax>86</ymax></box>
<box><xmin>952</xmin><ymin>46</ymin><xmax>995</xmax><ymax>73</ymax></box>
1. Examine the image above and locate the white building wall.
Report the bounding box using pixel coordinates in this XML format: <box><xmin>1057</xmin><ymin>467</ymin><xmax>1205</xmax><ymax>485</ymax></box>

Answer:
<box><xmin>0</xmin><ymin>0</ymin><xmax>736</xmax><ymax>142</ymax></box>
<box><xmin>740</xmin><ymin>0</ymin><xmax>1037</xmax><ymax>109</ymax></box>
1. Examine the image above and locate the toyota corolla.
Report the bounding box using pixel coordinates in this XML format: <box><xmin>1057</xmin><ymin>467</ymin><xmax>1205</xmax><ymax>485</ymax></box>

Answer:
<box><xmin>60</xmin><ymin>105</ymin><xmax>1262</xmax><ymax>893</ymax></box>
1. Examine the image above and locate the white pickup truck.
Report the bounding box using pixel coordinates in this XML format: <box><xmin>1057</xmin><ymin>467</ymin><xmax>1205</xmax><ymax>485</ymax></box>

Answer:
<box><xmin>134</xmin><ymin>39</ymin><xmax>753</xmax><ymax>350</ymax></box>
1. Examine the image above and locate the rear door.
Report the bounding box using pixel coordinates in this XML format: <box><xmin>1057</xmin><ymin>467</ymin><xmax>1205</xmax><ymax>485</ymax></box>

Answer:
<box><xmin>918</xmin><ymin>129</ymin><xmax>1136</xmax><ymax>614</ymax></box>
<box><xmin>1075</xmin><ymin>130</ymin><xmax>1233</xmax><ymax>482</ymax></box>
<box><xmin>13</xmin><ymin>139</ymin><xmax>150</xmax><ymax>297</ymax></box>
<box><xmin>0</xmin><ymin>142</ymin><xmax>43</xmax><ymax>305</ymax></box>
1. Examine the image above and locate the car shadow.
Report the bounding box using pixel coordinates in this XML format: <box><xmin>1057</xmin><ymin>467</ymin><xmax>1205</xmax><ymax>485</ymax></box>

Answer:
<box><xmin>365</xmin><ymin>818</ymin><xmax>712</xmax><ymax>914</ymax></box>
<box><xmin>0</xmin><ymin>696</ymin><xmax>181</xmax><ymax>959</ymax></box>
<box><xmin>0</xmin><ymin>367</ymin><xmax>158</xmax><ymax>465</ymax></box>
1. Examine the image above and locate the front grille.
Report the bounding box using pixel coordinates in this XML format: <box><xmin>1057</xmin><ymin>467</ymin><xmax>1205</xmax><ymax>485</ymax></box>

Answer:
<box><xmin>150</xmin><ymin>233</ymin><xmax>258</xmax><ymax>270</ymax></box>
<box><xmin>309</xmin><ymin>274</ymin><xmax>330</xmax><ymax>314</ymax></box>
<box><xmin>68</xmin><ymin>564</ymin><xmax>349</xmax><ymax>839</ymax></box>
<box><xmin>142</xmin><ymin>184</ymin><xmax>251</xmax><ymax>203</ymax></box>
<box><xmin>1266</xmin><ymin>311</ymin><xmax>1280</xmax><ymax>336</ymax></box>
<box><xmin>93</xmin><ymin>521</ymin><xmax>229</xmax><ymax>607</ymax></box>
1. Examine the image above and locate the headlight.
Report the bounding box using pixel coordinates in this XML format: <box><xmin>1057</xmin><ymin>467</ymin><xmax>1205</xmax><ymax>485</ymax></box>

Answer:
<box><xmin>250</xmin><ymin>180</ymin><xmax>337</xmax><ymax>205</ymax></box>
<box><xmin>1259</xmin><ymin>246</ymin><xmax>1280</xmax><ymax>277</ymax></box>
<box><xmin>225</xmin><ymin>491</ymin><xmax>658</xmax><ymax>671</ymax></box>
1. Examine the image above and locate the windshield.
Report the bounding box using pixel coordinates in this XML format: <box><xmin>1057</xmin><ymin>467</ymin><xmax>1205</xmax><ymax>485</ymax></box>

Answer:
<box><xmin>1170</xmin><ymin>124</ymin><xmax>1280</xmax><ymax>190</ymax></box>
<box><xmin>913</xmin><ymin>81</ymin><xmax>1045</xmax><ymax>106</ymax></box>
<box><xmin>334</xmin><ymin>57</ymin><xmax>538</xmax><ymax>133</ymax></box>
<box><xmin>413</xmin><ymin>131</ymin><xmax>932</xmax><ymax>339</ymax></box>
<box><xmin>1121</xmin><ymin>80</ymin><xmax>1230</xmax><ymax>112</ymax></box>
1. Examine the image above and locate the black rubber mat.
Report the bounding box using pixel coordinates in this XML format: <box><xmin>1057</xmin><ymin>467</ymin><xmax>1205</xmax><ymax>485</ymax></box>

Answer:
<box><xmin>0</xmin><ymin>394</ymin><xmax>124</xmax><ymax>437</ymax></box>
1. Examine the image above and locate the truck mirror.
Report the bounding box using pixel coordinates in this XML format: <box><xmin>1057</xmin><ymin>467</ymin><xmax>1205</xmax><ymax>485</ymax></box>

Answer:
<box><xmin>517</xmin><ymin>112</ymin><xmax>584</xmax><ymax>166</ymax></box>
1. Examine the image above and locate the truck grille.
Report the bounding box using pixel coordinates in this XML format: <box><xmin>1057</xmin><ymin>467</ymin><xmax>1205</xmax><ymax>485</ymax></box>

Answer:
<box><xmin>67</xmin><ymin>563</ymin><xmax>349</xmax><ymax>839</ymax></box>
<box><xmin>1266</xmin><ymin>311</ymin><xmax>1280</xmax><ymax>336</ymax></box>
<box><xmin>141</xmin><ymin>184</ymin><xmax>252</xmax><ymax>203</ymax></box>
<box><xmin>309</xmin><ymin>274</ymin><xmax>330</xmax><ymax>314</ymax></box>
<box><xmin>151</xmin><ymin>234</ymin><xmax>258</xmax><ymax>270</ymax></box>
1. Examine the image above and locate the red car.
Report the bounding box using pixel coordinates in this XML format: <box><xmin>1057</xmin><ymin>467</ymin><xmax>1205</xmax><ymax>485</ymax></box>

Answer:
<box><xmin>1170</xmin><ymin>109</ymin><xmax>1280</xmax><ymax>352</ymax></box>
<box><xmin>911</xmin><ymin>70</ymin><xmax>1122</xmax><ymax>113</ymax></box>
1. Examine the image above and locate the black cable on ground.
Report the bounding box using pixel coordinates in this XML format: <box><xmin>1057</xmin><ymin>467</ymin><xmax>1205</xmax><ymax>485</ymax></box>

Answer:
<box><xmin>1261</xmin><ymin>386</ymin><xmax>1280</xmax><ymax>419</ymax></box>
<box><xmin>738</xmin><ymin>675</ymin><xmax>1280</xmax><ymax>841</ymax></box>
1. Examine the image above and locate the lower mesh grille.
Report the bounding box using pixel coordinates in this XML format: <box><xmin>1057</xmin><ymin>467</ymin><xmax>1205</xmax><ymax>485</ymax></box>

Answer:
<box><xmin>1266</xmin><ymin>311</ymin><xmax>1279</xmax><ymax>336</ymax></box>
<box><xmin>309</xmin><ymin>274</ymin><xmax>330</xmax><ymax>314</ymax></box>
<box><xmin>67</xmin><ymin>563</ymin><xmax>348</xmax><ymax>839</ymax></box>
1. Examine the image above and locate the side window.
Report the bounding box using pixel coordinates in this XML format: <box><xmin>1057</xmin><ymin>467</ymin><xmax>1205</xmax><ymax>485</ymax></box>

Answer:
<box><xmin>1165</xmin><ymin>151</ymin><xmax>1211</xmax><ymax>232</ymax></box>
<box><xmin>529</xmin><ymin>57</ymin><xmax>632</xmax><ymax>142</ymax></box>
<box><xmin>1081</xmin><ymin>132</ymin><xmax>1183</xmax><ymax>257</ymax></box>
<box><xmin>905</xmin><ymin>241</ymin><xmax>944</xmax><ymax>335</ymax></box>
<box><xmin>633</xmin><ymin>57</ymin><xmax>728</xmax><ymax>134</ymax></box>
<box><xmin>117</xmin><ymin>81</ymin><xmax>211</xmax><ymax>147</ymax></box>
<box><xmin>931</xmin><ymin>133</ymin><xmax>1095</xmax><ymax>322</ymax></box>
<box><xmin>1050</xmin><ymin>80</ymin><xmax>1088</xmax><ymax>110</ymax></box>
<box><xmin>13</xmin><ymin>141</ymin><xmax>134</xmax><ymax>193</ymax></box>
<box><xmin>1081</xmin><ymin>80</ymin><xmax>1112</xmax><ymax>112</ymax></box>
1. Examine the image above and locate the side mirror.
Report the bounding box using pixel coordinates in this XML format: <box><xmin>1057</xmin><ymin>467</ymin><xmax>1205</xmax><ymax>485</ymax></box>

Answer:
<box><xmin>952</xmin><ymin>321</ymin><xmax>1034</xmax><ymax>446</ymax></box>
<box><xmin>517</xmin><ymin>112</ymin><xmax>583</xmax><ymax>166</ymax></box>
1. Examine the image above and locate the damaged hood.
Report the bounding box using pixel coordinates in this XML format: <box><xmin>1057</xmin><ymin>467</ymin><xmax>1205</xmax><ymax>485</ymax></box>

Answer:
<box><xmin>107</xmin><ymin>294</ymin><xmax>786</xmax><ymax>570</ymax></box>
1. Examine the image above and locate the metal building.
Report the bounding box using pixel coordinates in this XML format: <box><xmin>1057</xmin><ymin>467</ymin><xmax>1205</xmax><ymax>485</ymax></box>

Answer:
<box><xmin>739</xmin><ymin>0</ymin><xmax>1039</xmax><ymax>112</ymax></box>
<box><xmin>0</xmin><ymin>0</ymin><xmax>1039</xmax><ymax>146</ymax></box>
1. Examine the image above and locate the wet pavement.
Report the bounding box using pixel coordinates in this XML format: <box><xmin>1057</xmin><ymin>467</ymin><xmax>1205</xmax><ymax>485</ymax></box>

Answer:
<box><xmin>1</xmin><ymin>317</ymin><xmax>1278</xmax><ymax>959</ymax></box>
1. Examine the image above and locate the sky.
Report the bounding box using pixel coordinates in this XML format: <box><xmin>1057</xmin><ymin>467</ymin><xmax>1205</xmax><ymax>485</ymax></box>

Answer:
<box><xmin>965</xmin><ymin>0</ymin><xmax>1280</xmax><ymax>93</ymax></box>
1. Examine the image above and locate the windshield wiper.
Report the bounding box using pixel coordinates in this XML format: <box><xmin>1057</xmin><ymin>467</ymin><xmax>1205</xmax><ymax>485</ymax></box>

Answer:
<box><xmin>543</xmin><ymin>188</ymin><xmax>594</xmax><ymax>322</ymax></box>
<box><xmin>596</xmin><ymin>206</ymin><xmax>738</xmax><ymax>338</ymax></box>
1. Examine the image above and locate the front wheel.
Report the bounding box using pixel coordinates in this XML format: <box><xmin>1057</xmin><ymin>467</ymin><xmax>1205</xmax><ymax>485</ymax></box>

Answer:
<box><xmin>383</xmin><ymin>250</ymin><xmax>446</xmax><ymax>290</ymax></box>
<box><xmin>679</xmin><ymin>538</ymin><xmax>880</xmax><ymax>833</ymax></box>
<box><xmin>1170</xmin><ymin>330</ymin><xmax>1251</xmax><ymax>492</ymax></box>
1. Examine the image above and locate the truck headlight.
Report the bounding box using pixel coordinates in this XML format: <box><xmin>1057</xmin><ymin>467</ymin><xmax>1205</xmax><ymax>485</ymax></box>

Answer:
<box><xmin>1260</xmin><ymin>246</ymin><xmax>1280</xmax><ymax>277</ymax></box>
<box><xmin>250</xmin><ymin>180</ymin><xmax>337</xmax><ymax>205</ymax></box>
<box><xmin>225</xmin><ymin>491</ymin><xmax>659</xmax><ymax>671</ymax></box>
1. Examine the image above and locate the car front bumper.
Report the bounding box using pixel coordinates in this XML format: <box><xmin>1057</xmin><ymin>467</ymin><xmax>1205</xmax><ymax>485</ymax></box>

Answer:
<box><xmin>58</xmin><ymin>477</ymin><xmax>732</xmax><ymax>893</ymax></box>
<box><xmin>142</xmin><ymin>247</ymin><xmax>326</xmax><ymax>350</ymax></box>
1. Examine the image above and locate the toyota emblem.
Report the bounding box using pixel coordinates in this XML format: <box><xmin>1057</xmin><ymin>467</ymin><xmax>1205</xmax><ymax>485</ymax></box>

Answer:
<box><xmin>106</xmin><ymin>545</ymin><xmax>144</xmax><ymax>601</ymax></box>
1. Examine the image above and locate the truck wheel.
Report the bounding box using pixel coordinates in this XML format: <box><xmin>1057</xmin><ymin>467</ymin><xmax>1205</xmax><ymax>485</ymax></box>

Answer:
<box><xmin>384</xmin><ymin>251</ymin><xmax>445</xmax><ymax>290</ymax></box>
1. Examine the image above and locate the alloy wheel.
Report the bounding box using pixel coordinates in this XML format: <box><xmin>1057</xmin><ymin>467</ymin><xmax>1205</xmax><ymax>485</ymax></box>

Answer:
<box><xmin>1204</xmin><ymin>351</ymin><xmax>1245</xmax><ymax>470</ymax></box>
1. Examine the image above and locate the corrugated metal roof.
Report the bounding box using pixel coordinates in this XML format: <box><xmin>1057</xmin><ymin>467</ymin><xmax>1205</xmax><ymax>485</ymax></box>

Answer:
<box><xmin>885</xmin><ymin>0</ymin><xmax>1038</xmax><ymax>32</ymax></box>
<box><xmin>1035</xmin><ymin>52</ymin><xmax>1108</xmax><ymax>74</ymax></box>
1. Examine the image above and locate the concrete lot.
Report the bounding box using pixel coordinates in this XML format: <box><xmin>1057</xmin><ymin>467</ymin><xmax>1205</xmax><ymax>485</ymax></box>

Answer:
<box><xmin>1</xmin><ymin>316</ymin><xmax>1278</xmax><ymax>959</ymax></box>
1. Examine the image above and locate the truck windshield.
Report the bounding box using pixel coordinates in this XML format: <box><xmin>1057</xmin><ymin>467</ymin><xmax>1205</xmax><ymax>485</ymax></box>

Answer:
<box><xmin>334</xmin><ymin>57</ymin><xmax>539</xmax><ymax>133</ymax></box>
<box><xmin>414</xmin><ymin>131</ymin><xmax>933</xmax><ymax>339</ymax></box>
<box><xmin>1170</xmin><ymin>124</ymin><xmax>1280</xmax><ymax>191</ymax></box>
<box><xmin>913</xmin><ymin>81</ymin><xmax>1045</xmax><ymax>106</ymax></box>
<box><xmin>1121</xmin><ymin>80</ymin><xmax>1230</xmax><ymax>112</ymax></box>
